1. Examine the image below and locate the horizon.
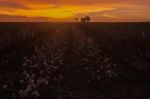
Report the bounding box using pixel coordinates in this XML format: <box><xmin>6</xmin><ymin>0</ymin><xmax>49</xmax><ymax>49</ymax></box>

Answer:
<box><xmin>0</xmin><ymin>21</ymin><xmax>150</xmax><ymax>23</ymax></box>
<box><xmin>0</xmin><ymin>0</ymin><xmax>150</xmax><ymax>22</ymax></box>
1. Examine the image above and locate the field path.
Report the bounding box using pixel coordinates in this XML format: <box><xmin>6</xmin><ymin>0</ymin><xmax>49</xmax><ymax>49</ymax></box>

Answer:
<box><xmin>50</xmin><ymin>24</ymin><xmax>100</xmax><ymax>99</ymax></box>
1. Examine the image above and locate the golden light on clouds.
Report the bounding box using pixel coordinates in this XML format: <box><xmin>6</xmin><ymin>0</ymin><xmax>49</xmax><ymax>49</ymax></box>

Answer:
<box><xmin>0</xmin><ymin>0</ymin><xmax>150</xmax><ymax>22</ymax></box>
<box><xmin>0</xmin><ymin>5</ymin><xmax>115</xmax><ymax>19</ymax></box>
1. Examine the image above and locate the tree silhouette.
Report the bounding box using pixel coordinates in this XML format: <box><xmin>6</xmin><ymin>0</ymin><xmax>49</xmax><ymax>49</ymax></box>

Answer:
<box><xmin>85</xmin><ymin>16</ymin><xmax>91</xmax><ymax>22</ymax></box>
<box><xmin>80</xmin><ymin>16</ymin><xmax>91</xmax><ymax>22</ymax></box>
<box><xmin>81</xmin><ymin>17</ymin><xmax>86</xmax><ymax>22</ymax></box>
<box><xmin>75</xmin><ymin>17</ymin><xmax>78</xmax><ymax>22</ymax></box>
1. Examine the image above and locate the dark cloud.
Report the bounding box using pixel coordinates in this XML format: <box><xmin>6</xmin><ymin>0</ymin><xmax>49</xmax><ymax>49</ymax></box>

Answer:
<box><xmin>0</xmin><ymin>1</ymin><xmax>29</xmax><ymax>9</ymax></box>
<box><xmin>1</xmin><ymin>0</ymin><xmax>150</xmax><ymax>9</ymax></box>
<box><xmin>24</xmin><ymin>0</ymin><xmax>150</xmax><ymax>5</ymax></box>
<box><xmin>0</xmin><ymin>14</ymin><xmax>50</xmax><ymax>22</ymax></box>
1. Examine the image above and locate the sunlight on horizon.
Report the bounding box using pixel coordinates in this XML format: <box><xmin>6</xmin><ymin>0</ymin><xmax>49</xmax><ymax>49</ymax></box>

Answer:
<box><xmin>0</xmin><ymin>0</ymin><xmax>150</xmax><ymax>21</ymax></box>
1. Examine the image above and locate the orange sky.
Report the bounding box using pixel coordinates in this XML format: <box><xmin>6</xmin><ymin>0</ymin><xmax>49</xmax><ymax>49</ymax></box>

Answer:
<box><xmin>0</xmin><ymin>0</ymin><xmax>150</xmax><ymax>22</ymax></box>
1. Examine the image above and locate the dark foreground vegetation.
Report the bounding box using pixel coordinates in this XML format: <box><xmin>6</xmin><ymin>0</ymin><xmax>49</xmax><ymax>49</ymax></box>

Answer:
<box><xmin>0</xmin><ymin>22</ymin><xmax>150</xmax><ymax>99</ymax></box>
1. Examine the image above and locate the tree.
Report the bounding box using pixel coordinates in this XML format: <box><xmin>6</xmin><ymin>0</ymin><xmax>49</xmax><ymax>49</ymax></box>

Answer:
<box><xmin>85</xmin><ymin>16</ymin><xmax>91</xmax><ymax>22</ymax></box>
<box><xmin>81</xmin><ymin>17</ymin><xmax>86</xmax><ymax>22</ymax></box>
<box><xmin>80</xmin><ymin>16</ymin><xmax>91</xmax><ymax>22</ymax></box>
<box><xmin>75</xmin><ymin>17</ymin><xmax>79</xmax><ymax>22</ymax></box>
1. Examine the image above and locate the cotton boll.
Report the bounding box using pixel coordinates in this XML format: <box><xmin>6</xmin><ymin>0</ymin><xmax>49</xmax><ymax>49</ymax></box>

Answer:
<box><xmin>2</xmin><ymin>84</ymin><xmax>8</xmax><ymax>89</ymax></box>
<box><xmin>31</xmin><ymin>90</ymin><xmax>40</xmax><ymax>98</ymax></box>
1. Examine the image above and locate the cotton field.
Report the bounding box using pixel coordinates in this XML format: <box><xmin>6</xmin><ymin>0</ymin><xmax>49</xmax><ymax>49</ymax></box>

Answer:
<box><xmin>0</xmin><ymin>22</ymin><xmax>149</xmax><ymax>99</ymax></box>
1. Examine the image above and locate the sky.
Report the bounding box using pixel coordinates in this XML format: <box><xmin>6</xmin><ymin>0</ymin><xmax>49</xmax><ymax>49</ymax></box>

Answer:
<box><xmin>0</xmin><ymin>0</ymin><xmax>150</xmax><ymax>22</ymax></box>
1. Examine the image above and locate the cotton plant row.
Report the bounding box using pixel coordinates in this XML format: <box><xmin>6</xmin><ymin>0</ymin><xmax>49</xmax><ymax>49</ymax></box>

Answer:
<box><xmin>0</xmin><ymin>31</ymin><xmax>34</xmax><ymax>49</ymax></box>
<box><xmin>74</xmin><ymin>31</ymin><xmax>118</xmax><ymax>82</ymax></box>
<box><xmin>13</xmin><ymin>38</ymin><xmax>65</xmax><ymax>98</ymax></box>
<box><xmin>3</xmin><ymin>26</ymin><xmax>119</xmax><ymax>98</ymax></box>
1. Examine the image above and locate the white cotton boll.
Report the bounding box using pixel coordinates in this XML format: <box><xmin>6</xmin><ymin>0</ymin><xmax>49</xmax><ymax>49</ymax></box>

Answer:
<box><xmin>11</xmin><ymin>93</ymin><xmax>16</xmax><ymax>98</ymax></box>
<box><xmin>43</xmin><ymin>60</ymin><xmax>47</xmax><ymax>65</ymax></box>
<box><xmin>2</xmin><ymin>84</ymin><xmax>8</xmax><ymax>89</ymax></box>
<box><xmin>44</xmin><ymin>80</ymin><xmax>49</xmax><ymax>85</ymax></box>
<box><xmin>59</xmin><ymin>75</ymin><xmax>63</xmax><ymax>80</ymax></box>
<box><xmin>113</xmin><ymin>72</ymin><xmax>119</xmax><ymax>77</ymax></box>
<box><xmin>47</xmin><ymin>69</ymin><xmax>52</xmax><ymax>74</ymax></box>
<box><xmin>106</xmin><ymin>64</ymin><xmax>111</xmax><ymax>68</ymax></box>
<box><xmin>96</xmin><ymin>70</ymin><xmax>100</xmax><ymax>73</ymax></box>
<box><xmin>113</xmin><ymin>64</ymin><xmax>117</xmax><ymax>66</ymax></box>
<box><xmin>55</xmin><ymin>57</ymin><xmax>60</xmax><ymax>60</ymax></box>
<box><xmin>50</xmin><ymin>85</ymin><xmax>54</xmax><ymax>88</ymax></box>
<box><xmin>30</xmin><ymin>79</ymin><xmax>34</xmax><ymax>83</ymax></box>
<box><xmin>45</xmin><ymin>63</ymin><xmax>49</xmax><ymax>67</ymax></box>
<box><xmin>59</xmin><ymin>60</ymin><xmax>63</xmax><ymax>65</ymax></box>
<box><xmin>39</xmin><ymin>79</ymin><xmax>46</xmax><ymax>84</ymax></box>
<box><xmin>32</xmin><ymin>64</ymin><xmax>39</xmax><ymax>68</ymax></box>
<box><xmin>37</xmin><ymin>79</ymin><xmax>41</xmax><ymax>86</ymax></box>
<box><xmin>26</xmin><ymin>59</ymin><xmax>31</xmax><ymax>63</ymax></box>
<box><xmin>51</xmin><ymin>65</ymin><xmax>58</xmax><ymax>70</ymax></box>
<box><xmin>105</xmin><ymin>70</ymin><xmax>112</xmax><ymax>77</ymax></box>
<box><xmin>50</xmin><ymin>60</ymin><xmax>55</xmax><ymax>64</ymax></box>
<box><xmin>31</xmin><ymin>90</ymin><xmax>40</xmax><ymax>98</ymax></box>
<box><xmin>84</xmin><ymin>67</ymin><xmax>89</xmax><ymax>70</ymax></box>
<box><xmin>23</xmin><ymin>56</ymin><xmax>27</xmax><ymax>60</ymax></box>
<box><xmin>87</xmin><ymin>79</ymin><xmax>90</xmax><ymax>83</ymax></box>
<box><xmin>39</xmin><ymin>70</ymin><xmax>44</xmax><ymax>75</ymax></box>
<box><xmin>23</xmin><ymin>63</ymin><xmax>28</xmax><ymax>67</ymax></box>
<box><xmin>100</xmin><ymin>66</ymin><xmax>104</xmax><ymax>69</ymax></box>
<box><xmin>32</xmin><ymin>83</ymin><xmax>37</xmax><ymax>89</ymax></box>
<box><xmin>42</xmin><ymin>79</ymin><xmax>46</xmax><ymax>83</ymax></box>
<box><xmin>97</xmin><ymin>76</ymin><xmax>101</xmax><ymax>80</ymax></box>
<box><xmin>19</xmin><ymin>90</ymin><xmax>28</xmax><ymax>98</ymax></box>
<box><xmin>26</xmin><ymin>85</ymin><xmax>32</xmax><ymax>92</ymax></box>
<box><xmin>82</xmin><ymin>58</ymin><xmax>88</xmax><ymax>62</ymax></box>
<box><xmin>19</xmin><ymin>80</ymin><xmax>24</xmax><ymax>84</ymax></box>
<box><xmin>23</xmin><ymin>71</ymin><xmax>27</xmax><ymax>75</ymax></box>
<box><xmin>92</xmin><ymin>74</ymin><xmax>95</xmax><ymax>78</ymax></box>
<box><xmin>31</xmin><ymin>73</ymin><xmax>35</xmax><ymax>78</ymax></box>
<box><xmin>104</xmin><ymin>58</ymin><xmax>110</xmax><ymax>63</ymax></box>
<box><xmin>54</xmin><ymin>77</ymin><xmax>58</xmax><ymax>81</ymax></box>
<box><xmin>25</xmin><ymin>73</ymin><xmax>30</xmax><ymax>78</ymax></box>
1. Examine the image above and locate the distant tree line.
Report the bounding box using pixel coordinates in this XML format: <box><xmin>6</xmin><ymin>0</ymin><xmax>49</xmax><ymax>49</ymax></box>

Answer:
<box><xmin>75</xmin><ymin>16</ymin><xmax>91</xmax><ymax>22</ymax></box>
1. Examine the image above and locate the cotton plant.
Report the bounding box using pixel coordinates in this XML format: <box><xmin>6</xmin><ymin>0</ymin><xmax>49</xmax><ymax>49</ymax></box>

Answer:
<box><xmin>74</xmin><ymin>31</ymin><xmax>118</xmax><ymax>82</ymax></box>
<box><xmin>13</xmin><ymin>38</ymin><xmax>65</xmax><ymax>99</ymax></box>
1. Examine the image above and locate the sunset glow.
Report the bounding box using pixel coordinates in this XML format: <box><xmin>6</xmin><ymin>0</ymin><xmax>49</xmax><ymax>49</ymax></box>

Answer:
<box><xmin>0</xmin><ymin>0</ymin><xmax>150</xmax><ymax>22</ymax></box>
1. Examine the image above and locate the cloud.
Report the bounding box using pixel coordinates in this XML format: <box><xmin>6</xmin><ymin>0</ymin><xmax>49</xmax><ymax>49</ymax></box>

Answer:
<box><xmin>0</xmin><ymin>0</ymin><xmax>29</xmax><ymax>9</ymax></box>
<box><xmin>22</xmin><ymin>0</ymin><xmax>150</xmax><ymax>6</ymax></box>
<box><xmin>0</xmin><ymin>14</ymin><xmax>50</xmax><ymax>22</ymax></box>
<box><xmin>0</xmin><ymin>0</ymin><xmax>150</xmax><ymax>21</ymax></box>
